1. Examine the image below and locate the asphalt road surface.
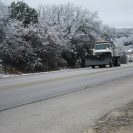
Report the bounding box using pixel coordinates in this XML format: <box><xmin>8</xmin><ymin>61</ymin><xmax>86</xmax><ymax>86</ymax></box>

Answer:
<box><xmin>0</xmin><ymin>64</ymin><xmax>133</xmax><ymax>133</ymax></box>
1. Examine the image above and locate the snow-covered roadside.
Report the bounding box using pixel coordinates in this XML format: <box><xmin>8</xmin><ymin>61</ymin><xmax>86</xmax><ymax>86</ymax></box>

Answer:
<box><xmin>0</xmin><ymin>74</ymin><xmax>19</xmax><ymax>78</ymax></box>
<box><xmin>0</xmin><ymin>68</ymin><xmax>71</xmax><ymax>79</ymax></box>
<box><xmin>0</xmin><ymin>63</ymin><xmax>132</xmax><ymax>79</ymax></box>
<box><xmin>84</xmin><ymin>101</ymin><xmax>133</xmax><ymax>133</ymax></box>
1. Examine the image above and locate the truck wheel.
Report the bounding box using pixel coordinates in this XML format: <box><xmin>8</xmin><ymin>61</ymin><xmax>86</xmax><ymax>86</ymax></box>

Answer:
<box><xmin>109</xmin><ymin>60</ymin><xmax>114</xmax><ymax>67</ymax></box>
<box><xmin>103</xmin><ymin>65</ymin><xmax>106</xmax><ymax>68</ymax></box>
<box><xmin>99</xmin><ymin>65</ymin><xmax>102</xmax><ymax>68</ymax></box>
<box><xmin>92</xmin><ymin>66</ymin><xmax>95</xmax><ymax>69</ymax></box>
<box><xmin>99</xmin><ymin>65</ymin><xmax>106</xmax><ymax>68</ymax></box>
<box><xmin>116</xmin><ymin>58</ymin><xmax>121</xmax><ymax>67</ymax></box>
<box><xmin>117</xmin><ymin>61</ymin><xmax>121</xmax><ymax>66</ymax></box>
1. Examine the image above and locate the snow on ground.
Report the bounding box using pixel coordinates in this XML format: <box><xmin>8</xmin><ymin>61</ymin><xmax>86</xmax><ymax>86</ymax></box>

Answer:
<box><xmin>0</xmin><ymin>69</ymin><xmax>71</xmax><ymax>78</ymax></box>
<box><xmin>0</xmin><ymin>63</ymin><xmax>133</xmax><ymax>79</ymax></box>
<box><xmin>0</xmin><ymin>74</ymin><xmax>19</xmax><ymax>78</ymax></box>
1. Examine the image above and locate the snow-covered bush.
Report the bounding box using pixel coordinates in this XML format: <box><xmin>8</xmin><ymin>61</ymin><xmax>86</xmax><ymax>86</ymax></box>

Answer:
<box><xmin>0</xmin><ymin>20</ymin><xmax>42</xmax><ymax>72</ymax></box>
<box><xmin>0</xmin><ymin>19</ymin><xmax>66</xmax><ymax>72</ymax></box>
<box><xmin>23</xmin><ymin>23</ymin><xmax>65</xmax><ymax>71</ymax></box>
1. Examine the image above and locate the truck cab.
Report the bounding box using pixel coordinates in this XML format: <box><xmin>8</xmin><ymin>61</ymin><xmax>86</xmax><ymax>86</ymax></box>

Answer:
<box><xmin>93</xmin><ymin>42</ymin><xmax>114</xmax><ymax>56</ymax></box>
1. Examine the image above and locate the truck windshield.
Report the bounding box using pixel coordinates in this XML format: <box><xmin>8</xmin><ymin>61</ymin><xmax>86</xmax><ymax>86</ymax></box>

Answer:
<box><xmin>95</xmin><ymin>43</ymin><xmax>111</xmax><ymax>50</ymax></box>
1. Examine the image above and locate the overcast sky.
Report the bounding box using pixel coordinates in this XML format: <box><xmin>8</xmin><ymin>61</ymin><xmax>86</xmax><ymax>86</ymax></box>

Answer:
<box><xmin>2</xmin><ymin>0</ymin><xmax>133</xmax><ymax>29</ymax></box>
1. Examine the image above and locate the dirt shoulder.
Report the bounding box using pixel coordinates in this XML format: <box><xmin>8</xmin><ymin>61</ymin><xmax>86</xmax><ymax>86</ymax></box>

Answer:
<box><xmin>85</xmin><ymin>101</ymin><xmax>133</xmax><ymax>133</ymax></box>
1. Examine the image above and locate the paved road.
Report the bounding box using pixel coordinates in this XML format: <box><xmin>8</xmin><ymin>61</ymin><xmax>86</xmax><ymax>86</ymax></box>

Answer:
<box><xmin>0</xmin><ymin>64</ymin><xmax>133</xmax><ymax>133</ymax></box>
<box><xmin>0</xmin><ymin>64</ymin><xmax>133</xmax><ymax>111</ymax></box>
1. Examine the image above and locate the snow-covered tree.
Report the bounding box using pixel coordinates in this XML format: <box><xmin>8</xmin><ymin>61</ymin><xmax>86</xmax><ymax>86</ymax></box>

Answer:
<box><xmin>22</xmin><ymin>23</ymin><xmax>65</xmax><ymax>71</ymax></box>
<box><xmin>38</xmin><ymin>4</ymin><xmax>102</xmax><ymax>67</ymax></box>
<box><xmin>0</xmin><ymin>19</ymin><xmax>66</xmax><ymax>72</ymax></box>
<box><xmin>0</xmin><ymin>0</ymin><xmax>8</xmax><ymax>42</ymax></box>
<box><xmin>9</xmin><ymin>1</ymin><xmax>38</xmax><ymax>27</ymax></box>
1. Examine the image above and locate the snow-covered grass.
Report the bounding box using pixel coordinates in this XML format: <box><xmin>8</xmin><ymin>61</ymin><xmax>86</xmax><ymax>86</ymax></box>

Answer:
<box><xmin>0</xmin><ymin>68</ymin><xmax>72</xmax><ymax>78</ymax></box>
<box><xmin>0</xmin><ymin>74</ymin><xmax>18</xmax><ymax>78</ymax></box>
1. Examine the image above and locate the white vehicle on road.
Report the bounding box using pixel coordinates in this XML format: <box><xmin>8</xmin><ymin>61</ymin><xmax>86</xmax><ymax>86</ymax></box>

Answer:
<box><xmin>84</xmin><ymin>42</ymin><xmax>121</xmax><ymax>68</ymax></box>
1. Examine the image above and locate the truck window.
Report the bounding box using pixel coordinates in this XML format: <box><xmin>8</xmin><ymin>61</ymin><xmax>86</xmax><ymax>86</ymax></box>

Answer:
<box><xmin>95</xmin><ymin>43</ymin><xmax>111</xmax><ymax>50</ymax></box>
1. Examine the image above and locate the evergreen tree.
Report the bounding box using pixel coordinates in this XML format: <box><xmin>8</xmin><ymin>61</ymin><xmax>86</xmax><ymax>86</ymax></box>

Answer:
<box><xmin>9</xmin><ymin>1</ymin><xmax>38</xmax><ymax>26</ymax></box>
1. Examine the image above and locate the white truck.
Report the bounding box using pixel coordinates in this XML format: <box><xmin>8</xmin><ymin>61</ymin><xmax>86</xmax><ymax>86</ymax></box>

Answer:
<box><xmin>84</xmin><ymin>41</ymin><xmax>121</xmax><ymax>68</ymax></box>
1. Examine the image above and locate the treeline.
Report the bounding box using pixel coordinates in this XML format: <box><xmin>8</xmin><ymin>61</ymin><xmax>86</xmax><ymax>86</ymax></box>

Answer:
<box><xmin>0</xmin><ymin>1</ymin><xmax>125</xmax><ymax>73</ymax></box>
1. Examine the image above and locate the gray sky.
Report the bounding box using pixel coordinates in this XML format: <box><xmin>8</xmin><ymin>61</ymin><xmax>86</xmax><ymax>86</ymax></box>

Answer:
<box><xmin>2</xmin><ymin>0</ymin><xmax>133</xmax><ymax>28</ymax></box>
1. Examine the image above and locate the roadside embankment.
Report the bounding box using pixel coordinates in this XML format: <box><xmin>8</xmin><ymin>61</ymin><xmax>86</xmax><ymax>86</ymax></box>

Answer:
<box><xmin>84</xmin><ymin>101</ymin><xmax>133</xmax><ymax>133</ymax></box>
